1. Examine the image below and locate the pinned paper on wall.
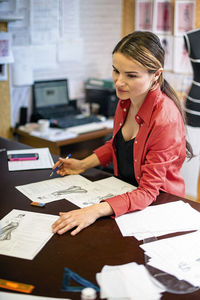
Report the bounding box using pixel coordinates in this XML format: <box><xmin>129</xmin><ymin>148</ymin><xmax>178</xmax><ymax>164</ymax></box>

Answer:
<box><xmin>173</xmin><ymin>37</ymin><xmax>193</xmax><ymax>74</ymax></box>
<box><xmin>57</xmin><ymin>38</ymin><xmax>83</xmax><ymax>63</ymax></box>
<box><xmin>153</xmin><ymin>0</ymin><xmax>172</xmax><ymax>34</ymax></box>
<box><xmin>159</xmin><ymin>34</ymin><xmax>173</xmax><ymax>71</ymax></box>
<box><xmin>12</xmin><ymin>46</ymin><xmax>33</xmax><ymax>86</ymax></box>
<box><xmin>135</xmin><ymin>0</ymin><xmax>153</xmax><ymax>31</ymax></box>
<box><xmin>0</xmin><ymin>32</ymin><xmax>14</xmax><ymax>64</ymax></box>
<box><xmin>30</xmin><ymin>0</ymin><xmax>59</xmax><ymax>44</ymax></box>
<box><xmin>32</xmin><ymin>44</ymin><xmax>57</xmax><ymax>70</ymax></box>
<box><xmin>174</xmin><ymin>0</ymin><xmax>195</xmax><ymax>36</ymax></box>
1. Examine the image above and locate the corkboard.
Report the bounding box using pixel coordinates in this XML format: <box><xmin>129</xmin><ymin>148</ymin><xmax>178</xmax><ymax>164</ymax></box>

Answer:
<box><xmin>195</xmin><ymin>0</ymin><xmax>200</xmax><ymax>29</ymax></box>
<box><xmin>121</xmin><ymin>0</ymin><xmax>135</xmax><ymax>37</ymax></box>
<box><xmin>0</xmin><ymin>22</ymin><xmax>12</xmax><ymax>139</ymax></box>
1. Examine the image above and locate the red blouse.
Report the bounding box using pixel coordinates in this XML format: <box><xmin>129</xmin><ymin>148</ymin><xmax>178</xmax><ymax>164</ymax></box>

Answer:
<box><xmin>94</xmin><ymin>87</ymin><xmax>186</xmax><ymax>217</ymax></box>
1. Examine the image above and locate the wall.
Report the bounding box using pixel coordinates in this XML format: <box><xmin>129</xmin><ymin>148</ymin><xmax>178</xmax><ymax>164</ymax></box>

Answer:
<box><xmin>6</xmin><ymin>0</ymin><xmax>122</xmax><ymax>127</ymax></box>
<box><xmin>121</xmin><ymin>0</ymin><xmax>199</xmax><ymax>100</ymax></box>
<box><xmin>0</xmin><ymin>22</ymin><xmax>12</xmax><ymax>139</ymax></box>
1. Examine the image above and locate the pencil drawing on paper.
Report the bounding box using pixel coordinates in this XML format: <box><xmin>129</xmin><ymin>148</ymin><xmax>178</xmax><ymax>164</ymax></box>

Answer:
<box><xmin>37</xmin><ymin>185</ymin><xmax>88</xmax><ymax>200</ymax></box>
<box><xmin>83</xmin><ymin>193</ymin><xmax>114</xmax><ymax>206</ymax></box>
<box><xmin>0</xmin><ymin>213</ymin><xmax>25</xmax><ymax>241</ymax></box>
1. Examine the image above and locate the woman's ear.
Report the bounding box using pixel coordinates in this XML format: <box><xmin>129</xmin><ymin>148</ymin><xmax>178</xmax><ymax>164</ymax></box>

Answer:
<box><xmin>154</xmin><ymin>68</ymin><xmax>163</xmax><ymax>81</ymax></box>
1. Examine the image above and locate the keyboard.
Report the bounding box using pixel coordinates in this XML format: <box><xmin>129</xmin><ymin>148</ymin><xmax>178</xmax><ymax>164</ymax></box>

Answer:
<box><xmin>66</xmin><ymin>122</ymin><xmax>106</xmax><ymax>134</ymax></box>
<box><xmin>55</xmin><ymin>114</ymin><xmax>102</xmax><ymax>129</ymax></box>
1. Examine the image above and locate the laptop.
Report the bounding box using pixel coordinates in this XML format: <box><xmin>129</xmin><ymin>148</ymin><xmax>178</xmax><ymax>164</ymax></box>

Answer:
<box><xmin>32</xmin><ymin>79</ymin><xmax>102</xmax><ymax>129</ymax></box>
<box><xmin>32</xmin><ymin>79</ymin><xmax>77</xmax><ymax>120</ymax></box>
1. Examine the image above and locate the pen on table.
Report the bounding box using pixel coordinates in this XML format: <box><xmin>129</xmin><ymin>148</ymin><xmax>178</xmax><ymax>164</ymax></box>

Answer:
<box><xmin>50</xmin><ymin>153</ymin><xmax>71</xmax><ymax>177</ymax></box>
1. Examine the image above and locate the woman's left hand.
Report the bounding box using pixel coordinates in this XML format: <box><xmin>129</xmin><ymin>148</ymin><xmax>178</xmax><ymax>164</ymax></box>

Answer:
<box><xmin>52</xmin><ymin>202</ymin><xmax>114</xmax><ymax>236</ymax></box>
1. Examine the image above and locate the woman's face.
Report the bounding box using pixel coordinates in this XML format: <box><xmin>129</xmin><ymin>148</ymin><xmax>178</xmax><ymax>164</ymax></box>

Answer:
<box><xmin>112</xmin><ymin>52</ymin><xmax>156</xmax><ymax>103</ymax></box>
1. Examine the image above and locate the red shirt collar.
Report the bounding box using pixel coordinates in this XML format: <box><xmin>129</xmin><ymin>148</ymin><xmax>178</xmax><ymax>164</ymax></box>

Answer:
<box><xmin>119</xmin><ymin>87</ymin><xmax>161</xmax><ymax>127</ymax></box>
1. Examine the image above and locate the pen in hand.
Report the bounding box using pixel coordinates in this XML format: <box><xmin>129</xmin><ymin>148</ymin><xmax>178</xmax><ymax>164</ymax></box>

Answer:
<box><xmin>50</xmin><ymin>153</ymin><xmax>71</xmax><ymax>177</ymax></box>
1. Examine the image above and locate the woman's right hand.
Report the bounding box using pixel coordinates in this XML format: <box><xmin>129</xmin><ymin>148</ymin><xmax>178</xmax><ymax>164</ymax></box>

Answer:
<box><xmin>52</xmin><ymin>157</ymin><xmax>86</xmax><ymax>176</ymax></box>
<box><xmin>52</xmin><ymin>153</ymin><xmax>101</xmax><ymax>176</ymax></box>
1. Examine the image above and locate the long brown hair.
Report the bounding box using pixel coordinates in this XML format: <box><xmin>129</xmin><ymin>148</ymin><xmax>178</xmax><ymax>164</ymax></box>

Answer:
<box><xmin>113</xmin><ymin>31</ymin><xmax>193</xmax><ymax>159</ymax></box>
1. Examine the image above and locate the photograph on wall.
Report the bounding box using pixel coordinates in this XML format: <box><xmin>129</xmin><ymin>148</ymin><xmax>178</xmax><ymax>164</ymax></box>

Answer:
<box><xmin>158</xmin><ymin>35</ymin><xmax>173</xmax><ymax>70</ymax></box>
<box><xmin>135</xmin><ymin>0</ymin><xmax>153</xmax><ymax>31</ymax></box>
<box><xmin>153</xmin><ymin>0</ymin><xmax>172</xmax><ymax>34</ymax></box>
<box><xmin>173</xmin><ymin>36</ymin><xmax>193</xmax><ymax>74</ymax></box>
<box><xmin>0</xmin><ymin>32</ymin><xmax>14</xmax><ymax>64</ymax></box>
<box><xmin>174</xmin><ymin>0</ymin><xmax>195</xmax><ymax>36</ymax></box>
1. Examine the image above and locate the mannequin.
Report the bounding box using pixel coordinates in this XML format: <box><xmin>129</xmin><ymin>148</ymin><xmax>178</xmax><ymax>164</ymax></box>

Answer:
<box><xmin>184</xmin><ymin>28</ymin><xmax>200</xmax><ymax>127</ymax></box>
<box><xmin>181</xmin><ymin>28</ymin><xmax>200</xmax><ymax>200</ymax></box>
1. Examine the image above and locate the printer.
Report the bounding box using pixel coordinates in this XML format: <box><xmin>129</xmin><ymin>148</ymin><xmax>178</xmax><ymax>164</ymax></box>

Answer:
<box><xmin>85</xmin><ymin>78</ymin><xmax>119</xmax><ymax>117</ymax></box>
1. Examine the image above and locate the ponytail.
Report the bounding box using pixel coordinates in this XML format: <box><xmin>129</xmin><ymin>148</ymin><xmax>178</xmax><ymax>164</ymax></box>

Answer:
<box><xmin>161</xmin><ymin>79</ymin><xmax>193</xmax><ymax>160</ymax></box>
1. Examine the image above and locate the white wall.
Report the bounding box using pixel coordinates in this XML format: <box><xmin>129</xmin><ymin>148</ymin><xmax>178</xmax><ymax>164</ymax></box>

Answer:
<box><xmin>6</xmin><ymin>0</ymin><xmax>122</xmax><ymax>126</ymax></box>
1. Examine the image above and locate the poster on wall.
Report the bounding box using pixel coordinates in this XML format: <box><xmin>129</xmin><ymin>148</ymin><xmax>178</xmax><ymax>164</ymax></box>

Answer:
<box><xmin>158</xmin><ymin>35</ymin><xmax>173</xmax><ymax>71</ymax></box>
<box><xmin>135</xmin><ymin>0</ymin><xmax>153</xmax><ymax>31</ymax></box>
<box><xmin>0</xmin><ymin>32</ymin><xmax>14</xmax><ymax>64</ymax></box>
<box><xmin>153</xmin><ymin>0</ymin><xmax>172</xmax><ymax>34</ymax></box>
<box><xmin>174</xmin><ymin>0</ymin><xmax>195</xmax><ymax>36</ymax></box>
<box><xmin>173</xmin><ymin>37</ymin><xmax>192</xmax><ymax>74</ymax></box>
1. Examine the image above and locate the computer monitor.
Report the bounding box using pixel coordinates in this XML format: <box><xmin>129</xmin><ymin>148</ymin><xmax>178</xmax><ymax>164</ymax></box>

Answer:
<box><xmin>32</xmin><ymin>79</ymin><xmax>74</xmax><ymax>120</ymax></box>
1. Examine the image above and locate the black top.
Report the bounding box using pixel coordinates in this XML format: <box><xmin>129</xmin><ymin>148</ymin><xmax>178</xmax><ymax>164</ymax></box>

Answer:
<box><xmin>184</xmin><ymin>29</ymin><xmax>200</xmax><ymax>127</ymax></box>
<box><xmin>115</xmin><ymin>128</ymin><xmax>138</xmax><ymax>187</ymax></box>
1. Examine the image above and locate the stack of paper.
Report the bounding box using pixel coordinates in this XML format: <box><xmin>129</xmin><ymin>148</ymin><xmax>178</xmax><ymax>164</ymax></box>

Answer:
<box><xmin>115</xmin><ymin>201</ymin><xmax>200</xmax><ymax>240</ymax></box>
<box><xmin>16</xmin><ymin>176</ymin><xmax>137</xmax><ymax>207</ymax></box>
<box><xmin>140</xmin><ymin>230</ymin><xmax>200</xmax><ymax>287</ymax></box>
<box><xmin>96</xmin><ymin>262</ymin><xmax>165</xmax><ymax>299</ymax></box>
<box><xmin>31</xmin><ymin>127</ymin><xmax>78</xmax><ymax>141</ymax></box>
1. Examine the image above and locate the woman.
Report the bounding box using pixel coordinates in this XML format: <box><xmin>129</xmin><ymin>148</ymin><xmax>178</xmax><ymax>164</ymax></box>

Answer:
<box><xmin>52</xmin><ymin>31</ymin><xmax>192</xmax><ymax>236</ymax></box>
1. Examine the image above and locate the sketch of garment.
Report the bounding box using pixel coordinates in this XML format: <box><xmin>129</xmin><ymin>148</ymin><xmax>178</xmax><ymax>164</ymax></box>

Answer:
<box><xmin>52</xmin><ymin>185</ymin><xmax>87</xmax><ymax>196</ymax></box>
<box><xmin>37</xmin><ymin>185</ymin><xmax>87</xmax><ymax>201</ymax></box>
<box><xmin>0</xmin><ymin>213</ymin><xmax>25</xmax><ymax>241</ymax></box>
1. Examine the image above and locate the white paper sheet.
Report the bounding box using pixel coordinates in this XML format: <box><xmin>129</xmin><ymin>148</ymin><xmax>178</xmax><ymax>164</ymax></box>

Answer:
<box><xmin>96</xmin><ymin>262</ymin><xmax>165</xmax><ymax>299</ymax></box>
<box><xmin>12</xmin><ymin>46</ymin><xmax>33</xmax><ymax>86</ymax></box>
<box><xmin>115</xmin><ymin>201</ymin><xmax>200</xmax><ymax>240</ymax></box>
<box><xmin>7</xmin><ymin>148</ymin><xmax>54</xmax><ymax>171</ymax></box>
<box><xmin>0</xmin><ymin>209</ymin><xmax>58</xmax><ymax>260</ymax></box>
<box><xmin>0</xmin><ymin>291</ymin><xmax>71</xmax><ymax>300</ymax></box>
<box><xmin>16</xmin><ymin>176</ymin><xmax>137</xmax><ymax>208</ymax></box>
<box><xmin>30</xmin><ymin>0</ymin><xmax>59</xmax><ymax>44</ymax></box>
<box><xmin>140</xmin><ymin>230</ymin><xmax>200</xmax><ymax>287</ymax></box>
<box><xmin>16</xmin><ymin>175</ymin><xmax>93</xmax><ymax>205</ymax></box>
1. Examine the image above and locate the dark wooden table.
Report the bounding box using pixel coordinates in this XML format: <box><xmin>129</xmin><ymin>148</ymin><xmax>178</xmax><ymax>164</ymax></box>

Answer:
<box><xmin>1</xmin><ymin>137</ymin><xmax>200</xmax><ymax>299</ymax></box>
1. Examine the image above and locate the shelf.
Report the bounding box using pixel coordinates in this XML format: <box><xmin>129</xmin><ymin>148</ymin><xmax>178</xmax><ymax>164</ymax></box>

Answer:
<box><xmin>0</xmin><ymin>14</ymin><xmax>23</xmax><ymax>22</ymax></box>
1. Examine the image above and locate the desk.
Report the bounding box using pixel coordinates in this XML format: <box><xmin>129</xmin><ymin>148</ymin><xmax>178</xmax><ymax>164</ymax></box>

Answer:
<box><xmin>13</xmin><ymin>127</ymin><xmax>113</xmax><ymax>158</ymax></box>
<box><xmin>1</xmin><ymin>137</ymin><xmax>200</xmax><ymax>300</ymax></box>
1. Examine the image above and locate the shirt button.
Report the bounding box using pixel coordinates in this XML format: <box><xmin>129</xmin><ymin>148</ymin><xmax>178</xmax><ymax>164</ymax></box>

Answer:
<box><xmin>119</xmin><ymin>123</ymin><xmax>122</xmax><ymax>126</ymax></box>
<box><xmin>141</xmin><ymin>123</ymin><xmax>143</xmax><ymax>126</ymax></box>
<box><xmin>123</xmin><ymin>108</ymin><xmax>127</xmax><ymax>112</ymax></box>
<box><xmin>137</xmin><ymin>176</ymin><xmax>140</xmax><ymax>180</ymax></box>
<box><xmin>134</xmin><ymin>159</ymin><xmax>137</xmax><ymax>162</ymax></box>
<box><xmin>135</xmin><ymin>140</ymin><xmax>138</xmax><ymax>144</ymax></box>
<box><xmin>136</xmin><ymin>115</ymin><xmax>140</xmax><ymax>119</ymax></box>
